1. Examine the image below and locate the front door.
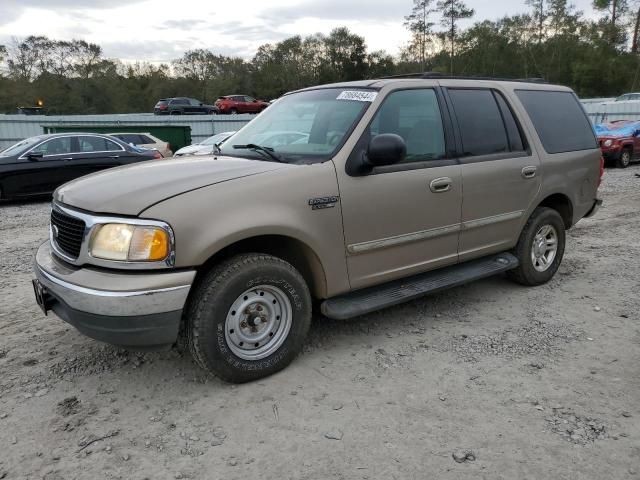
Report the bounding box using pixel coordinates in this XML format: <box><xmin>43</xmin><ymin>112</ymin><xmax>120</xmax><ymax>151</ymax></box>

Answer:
<box><xmin>337</xmin><ymin>88</ymin><xmax>462</xmax><ymax>290</ymax></box>
<box><xmin>441</xmin><ymin>86</ymin><xmax>542</xmax><ymax>260</ymax></box>
<box><xmin>5</xmin><ymin>136</ymin><xmax>75</xmax><ymax>196</ymax></box>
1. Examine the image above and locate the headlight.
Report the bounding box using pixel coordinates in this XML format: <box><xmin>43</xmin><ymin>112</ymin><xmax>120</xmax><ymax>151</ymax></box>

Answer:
<box><xmin>603</xmin><ymin>139</ymin><xmax>613</xmax><ymax>147</ymax></box>
<box><xmin>90</xmin><ymin>224</ymin><xmax>171</xmax><ymax>262</ymax></box>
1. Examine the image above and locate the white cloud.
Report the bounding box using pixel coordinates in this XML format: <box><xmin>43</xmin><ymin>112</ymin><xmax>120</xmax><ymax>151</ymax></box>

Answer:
<box><xmin>0</xmin><ymin>0</ymin><xmax>599</xmax><ymax>62</ymax></box>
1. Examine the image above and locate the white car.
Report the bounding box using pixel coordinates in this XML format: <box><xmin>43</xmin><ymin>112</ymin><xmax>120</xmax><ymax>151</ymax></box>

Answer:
<box><xmin>108</xmin><ymin>133</ymin><xmax>173</xmax><ymax>158</ymax></box>
<box><xmin>173</xmin><ymin>131</ymin><xmax>236</xmax><ymax>157</ymax></box>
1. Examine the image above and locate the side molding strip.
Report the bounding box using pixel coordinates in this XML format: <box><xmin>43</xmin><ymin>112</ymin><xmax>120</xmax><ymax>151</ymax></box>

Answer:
<box><xmin>462</xmin><ymin>210</ymin><xmax>524</xmax><ymax>230</ymax></box>
<box><xmin>347</xmin><ymin>210</ymin><xmax>524</xmax><ymax>255</ymax></box>
<box><xmin>347</xmin><ymin>224</ymin><xmax>462</xmax><ymax>254</ymax></box>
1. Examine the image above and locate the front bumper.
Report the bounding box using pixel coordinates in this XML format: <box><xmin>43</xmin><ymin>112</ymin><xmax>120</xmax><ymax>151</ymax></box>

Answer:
<box><xmin>601</xmin><ymin>149</ymin><xmax>621</xmax><ymax>161</ymax></box>
<box><xmin>585</xmin><ymin>197</ymin><xmax>603</xmax><ymax>218</ymax></box>
<box><xmin>33</xmin><ymin>241</ymin><xmax>195</xmax><ymax>348</ymax></box>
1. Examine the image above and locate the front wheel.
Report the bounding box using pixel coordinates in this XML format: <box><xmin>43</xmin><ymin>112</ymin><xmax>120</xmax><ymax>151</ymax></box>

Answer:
<box><xmin>185</xmin><ymin>254</ymin><xmax>312</xmax><ymax>383</ymax></box>
<box><xmin>507</xmin><ymin>207</ymin><xmax>566</xmax><ymax>286</ymax></box>
<box><xmin>618</xmin><ymin>148</ymin><xmax>631</xmax><ymax>168</ymax></box>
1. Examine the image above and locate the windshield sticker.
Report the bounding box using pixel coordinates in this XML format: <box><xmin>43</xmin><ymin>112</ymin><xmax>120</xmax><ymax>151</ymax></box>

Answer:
<box><xmin>337</xmin><ymin>91</ymin><xmax>378</xmax><ymax>102</ymax></box>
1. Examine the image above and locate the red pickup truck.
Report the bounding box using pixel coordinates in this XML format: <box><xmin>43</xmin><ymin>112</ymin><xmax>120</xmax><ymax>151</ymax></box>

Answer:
<box><xmin>595</xmin><ymin>120</ymin><xmax>640</xmax><ymax>168</ymax></box>
<box><xmin>214</xmin><ymin>95</ymin><xmax>270</xmax><ymax>115</ymax></box>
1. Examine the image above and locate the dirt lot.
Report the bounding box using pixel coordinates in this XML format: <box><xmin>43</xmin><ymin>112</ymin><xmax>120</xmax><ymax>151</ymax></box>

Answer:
<box><xmin>0</xmin><ymin>167</ymin><xmax>639</xmax><ymax>480</ymax></box>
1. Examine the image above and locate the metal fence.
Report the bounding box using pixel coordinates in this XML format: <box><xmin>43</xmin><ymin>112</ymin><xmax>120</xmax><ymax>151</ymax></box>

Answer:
<box><xmin>2</xmin><ymin>98</ymin><xmax>640</xmax><ymax>150</ymax></box>
<box><xmin>0</xmin><ymin>113</ymin><xmax>253</xmax><ymax>150</ymax></box>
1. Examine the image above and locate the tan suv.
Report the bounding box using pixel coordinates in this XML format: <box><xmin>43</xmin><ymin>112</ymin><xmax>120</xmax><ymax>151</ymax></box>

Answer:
<box><xmin>33</xmin><ymin>75</ymin><xmax>603</xmax><ymax>383</ymax></box>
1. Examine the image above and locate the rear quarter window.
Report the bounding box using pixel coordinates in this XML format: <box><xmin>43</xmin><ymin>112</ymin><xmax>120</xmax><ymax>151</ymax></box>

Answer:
<box><xmin>515</xmin><ymin>90</ymin><xmax>597</xmax><ymax>154</ymax></box>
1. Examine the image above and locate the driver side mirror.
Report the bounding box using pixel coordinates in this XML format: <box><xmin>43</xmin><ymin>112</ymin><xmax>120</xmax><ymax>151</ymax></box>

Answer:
<box><xmin>27</xmin><ymin>152</ymin><xmax>44</xmax><ymax>161</ymax></box>
<box><xmin>346</xmin><ymin>134</ymin><xmax>407</xmax><ymax>176</ymax></box>
<box><xmin>367</xmin><ymin>134</ymin><xmax>406</xmax><ymax>167</ymax></box>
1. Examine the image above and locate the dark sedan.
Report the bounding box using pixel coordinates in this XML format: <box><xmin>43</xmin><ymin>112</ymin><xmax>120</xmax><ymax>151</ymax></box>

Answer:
<box><xmin>0</xmin><ymin>133</ymin><xmax>161</xmax><ymax>200</ymax></box>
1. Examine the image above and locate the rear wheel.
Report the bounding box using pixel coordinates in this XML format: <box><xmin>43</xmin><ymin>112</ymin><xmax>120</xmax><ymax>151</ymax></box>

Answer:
<box><xmin>185</xmin><ymin>253</ymin><xmax>312</xmax><ymax>383</ymax></box>
<box><xmin>507</xmin><ymin>207</ymin><xmax>566</xmax><ymax>286</ymax></box>
<box><xmin>618</xmin><ymin>148</ymin><xmax>631</xmax><ymax>168</ymax></box>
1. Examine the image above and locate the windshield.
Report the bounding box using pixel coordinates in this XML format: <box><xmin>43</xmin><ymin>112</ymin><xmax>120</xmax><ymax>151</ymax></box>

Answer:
<box><xmin>201</xmin><ymin>132</ymin><xmax>235</xmax><ymax>146</ymax></box>
<box><xmin>0</xmin><ymin>137</ymin><xmax>44</xmax><ymax>157</ymax></box>
<box><xmin>218</xmin><ymin>88</ymin><xmax>375</xmax><ymax>163</ymax></box>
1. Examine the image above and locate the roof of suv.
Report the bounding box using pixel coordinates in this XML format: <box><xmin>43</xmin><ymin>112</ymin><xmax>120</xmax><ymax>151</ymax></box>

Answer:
<box><xmin>294</xmin><ymin>74</ymin><xmax>567</xmax><ymax>94</ymax></box>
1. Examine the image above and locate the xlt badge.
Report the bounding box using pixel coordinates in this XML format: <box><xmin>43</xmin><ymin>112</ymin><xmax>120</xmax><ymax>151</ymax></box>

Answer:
<box><xmin>308</xmin><ymin>196</ymin><xmax>339</xmax><ymax>210</ymax></box>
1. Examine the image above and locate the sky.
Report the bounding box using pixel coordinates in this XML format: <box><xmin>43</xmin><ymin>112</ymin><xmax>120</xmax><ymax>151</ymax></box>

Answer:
<box><xmin>0</xmin><ymin>0</ymin><xmax>597</xmax><ymax>63</ymax></box>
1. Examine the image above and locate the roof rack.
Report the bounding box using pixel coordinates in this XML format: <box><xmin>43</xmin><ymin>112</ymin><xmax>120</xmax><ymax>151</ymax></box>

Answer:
<box><xmin>377</xmin><ymin>72</ymin><xmax>548</xmax><ymax>84</ymax></box>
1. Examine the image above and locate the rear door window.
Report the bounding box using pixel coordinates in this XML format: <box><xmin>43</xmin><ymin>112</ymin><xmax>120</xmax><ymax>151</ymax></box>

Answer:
<box><xmin>448</xmin><ymin>89</ymin><xmax>509</xmax><ymax>157</ymax></box>
<box><xmin>515</xmin><ymin>90</ymin><xmax>597</xmax><ymax>154</ymax></box>
<box><xmin>78</xmin><ymin>136</ymin><xmax>122</xmax><ymax>153</ymax></box>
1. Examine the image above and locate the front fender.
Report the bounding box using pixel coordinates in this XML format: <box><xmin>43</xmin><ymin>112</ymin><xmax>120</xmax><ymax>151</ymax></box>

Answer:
<box><xmin>141</xmin><ymin>161</ymin><xmax>351</xmax><ymax>297</ymax></box>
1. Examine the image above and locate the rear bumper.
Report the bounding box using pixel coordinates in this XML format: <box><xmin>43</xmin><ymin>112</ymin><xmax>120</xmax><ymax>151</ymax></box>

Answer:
<box><xmin>33</xmin><ymin>241</ymin><xmax>195</xmax><ymax>348</ymax></box>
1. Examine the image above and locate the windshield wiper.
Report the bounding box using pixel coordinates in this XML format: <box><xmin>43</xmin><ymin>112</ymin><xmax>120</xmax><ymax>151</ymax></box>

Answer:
<box><xmin>232</xmin><ymin>143</ymin><xmax>284</xmax><ymax>163</ymax></box>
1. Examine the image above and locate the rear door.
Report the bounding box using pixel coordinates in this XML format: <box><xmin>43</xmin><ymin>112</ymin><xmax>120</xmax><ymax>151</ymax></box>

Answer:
<box><xmin>234</xmin><ymin>96</ymin><xmax>247</xmax><ymax>113</ymax></box>
<box><xmin>441</xmin><ymin>85</ymin><xmax>541</xmax><ymax>261</ymax></box>
<box><xmin>68</xmin><ymin>135</ymin><xmax>127</xmax><ymax>177</ymax></box>
<box><xmin>337</xmin><ymin>87</ymin><xmax>463</xmax><ymax>289</ymax></box>
<box><xmin>244</xmin><ymin>96</ymin><xmax>259</xmax><ymax>113</ymax></box>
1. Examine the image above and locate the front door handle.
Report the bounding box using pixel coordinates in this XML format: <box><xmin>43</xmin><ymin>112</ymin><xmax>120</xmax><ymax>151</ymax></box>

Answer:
<box><xmin>61</xmin><ymin>157</ymin><xmax>73</xmax><ymax>161</ymax></box>
<box><xmin>108</xmin><ymin>155</ymin><xmax>120</xmax><ymax>159</ymax></box>
<box><xmin>430</xmin><ymin>177</ymin><xmax>452</xmax><ymax>193</ymax></box>
<box><xmin>522</xmin><ymin>166</ymin><xmax>537</xmax><ymax>179</ymax></box>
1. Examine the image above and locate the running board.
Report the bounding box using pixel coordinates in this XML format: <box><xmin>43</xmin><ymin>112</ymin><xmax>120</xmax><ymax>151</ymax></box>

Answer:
<box><xmin>321</xmin><ymin>253</ymin><xmax>518</xmax><ymax>320</ymax></box>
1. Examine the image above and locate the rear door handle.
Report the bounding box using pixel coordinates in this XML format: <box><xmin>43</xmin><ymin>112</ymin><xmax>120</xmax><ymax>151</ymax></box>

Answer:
<box><xmin>108</xmin><ymin>155</ymin><xmax>120</xmax><ymax>159</ymax></box>
<box><xmin>429</xmin><ymin>177</ymin><xmax>452</xmax><ymax>193</ymax></box>
<box><xmin>61</xmin><ymin>157</ymin><xmax>73</xmax><ymax>161</ymax></box>
<box><xmin>522</xmin><ymin>166</ymin><xmax>537</xmax><ymax>179</ymax></box>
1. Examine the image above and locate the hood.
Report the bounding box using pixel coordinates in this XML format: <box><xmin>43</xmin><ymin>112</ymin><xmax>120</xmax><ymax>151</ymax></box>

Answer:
<box><xmin>55</xmin><ymin>156</ymin><xmax>288</xmax><ymax>216</ymax></box>
<box><xmin>175</xmin><ymin>144</ymin><xmax>212</xmax><ymax>156</ymax></box>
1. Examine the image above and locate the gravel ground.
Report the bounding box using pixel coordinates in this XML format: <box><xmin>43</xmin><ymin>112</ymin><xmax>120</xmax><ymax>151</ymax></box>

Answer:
<box><xmin>0</xmin><ymin>167</ymin><xmax>639</xmax><ymax>479</ymax></box>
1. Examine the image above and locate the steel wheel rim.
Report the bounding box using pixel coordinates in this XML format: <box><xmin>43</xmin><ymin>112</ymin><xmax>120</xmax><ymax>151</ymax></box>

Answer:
<box><xmin>224</xmin><ymin>285</ymin><xmax>292</xmax><ymax>361</ymax></box>
<box><xmin>530</xmin><ymin>224</ymin><xmax>558</xmax><ymax>272</ymax></box>
<box><xmin>622</xmin><ymin>151</ymin><xmax>630</xmax><ymax>166</ymax></box>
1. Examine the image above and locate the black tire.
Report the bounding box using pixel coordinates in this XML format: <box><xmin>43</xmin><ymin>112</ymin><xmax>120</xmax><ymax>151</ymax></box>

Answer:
<box><xmin>185</xmin><ymin>253</ymin><xmax>312</xmax><ymax>383</ymax></box>
<box><xmin>617</xmin><ymin>148</ymin><xmax>631</xmax><ymax>168</ymax></box>
<box><xmin>507</xmin><ymin>207</ymin><xmax>566</xmax><ymax>286</ymax></box>
<box><xmin>170</xmin><ymin>110</ymin><xmax>181</xmax><ymax>115</ymax></box>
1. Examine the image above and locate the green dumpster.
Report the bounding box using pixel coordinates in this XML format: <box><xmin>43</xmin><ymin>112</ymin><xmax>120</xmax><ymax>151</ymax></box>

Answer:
<box><xmin>42</xmin><ymin>125</ymin><xmax>192</xmax><ymax>151</ymax></box>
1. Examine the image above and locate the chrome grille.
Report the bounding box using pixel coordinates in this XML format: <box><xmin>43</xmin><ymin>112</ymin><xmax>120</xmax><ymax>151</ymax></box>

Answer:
<box><xmin>51</xmin><ymin>208</ymin><xmax>86</xmax><ymax>259</ymax></box>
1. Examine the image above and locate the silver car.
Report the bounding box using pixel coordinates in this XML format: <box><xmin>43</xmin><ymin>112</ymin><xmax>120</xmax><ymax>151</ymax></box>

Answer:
<box><xmin>173</xmin><ymin>131</ymin><xmax>236</xmax><ymax>157</ymax></box>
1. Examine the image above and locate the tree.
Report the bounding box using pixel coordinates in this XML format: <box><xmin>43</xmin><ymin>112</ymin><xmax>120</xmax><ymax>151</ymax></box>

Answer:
<box><xmin>631</xmin><ymin>1</ymin><xmax>640</xmax><ymax>52</ymax></box>
<box><xmin>437</xmin><ymin>0</ymin><xmax>475</xmax><ymax>73</ymax></box>
<box><xmin>404</xmin><ymin>0</ymin><xmax>436</xmax><ymax>70</ymax></box>
<box><xmin>593</xmin><ymin>0</ymin><xmax>629</xmax><ymax>46</ymax></box>
<box><xmin>6</xmin><ymin>36</ymin><xmax>51</xmax><ymax>81</ymax></box>
<box><xmin>71</xmin><ymin>40</ymin><xmax>103</xmax><ymax>79</ymax></box>
<box><xmin>323</xmin><ymin>27</ymin><xmax>368</xmax><ymax>81</ymax></box>
<box><xmin>526</xmin><ymin>0</ymin><xmax>548</xmax><ymax>43</ymax></box>
<box><xmin>0</xmin><ymin>45</ymin><xmax>6</xmax><ymax>75</ymax></box>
